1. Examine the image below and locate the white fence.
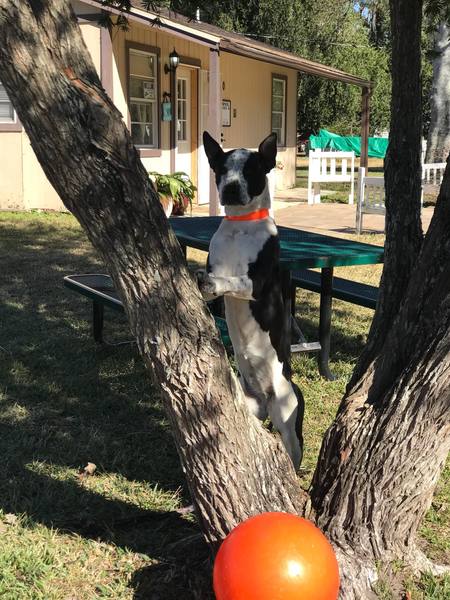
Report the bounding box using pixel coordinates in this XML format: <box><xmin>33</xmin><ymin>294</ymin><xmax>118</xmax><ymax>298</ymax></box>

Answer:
<box><xmin>307</xmin><ymin>149</ymin><xmax>355</xmax><ymax>205</ymax></box>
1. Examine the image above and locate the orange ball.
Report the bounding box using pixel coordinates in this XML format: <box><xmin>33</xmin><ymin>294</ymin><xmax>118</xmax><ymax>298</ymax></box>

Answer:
<box><xmin>213</xmin><ymin>512</ymin><xmax>339</xmax><ymax>600</ymax></box>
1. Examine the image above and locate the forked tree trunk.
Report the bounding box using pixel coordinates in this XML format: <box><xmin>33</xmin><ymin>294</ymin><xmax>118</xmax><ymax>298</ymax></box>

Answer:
<box><xmin>310</xmin><ymin>2</ymin><xmax>450</xmax><ymax>596</ymax></box>
<box><xmin>0</xmin><ymin>0</ymin><xmax>305</xmax><ymax>548</ymax></box>
<box><xmin>426</xmin><ymin>23</ymin><xmax>450</xmax><ymax>164</ymax></box>
<box><xmin>0</xmin><ymin>2</ymin><xmax>449</xmax><ymax>599</ymax></box>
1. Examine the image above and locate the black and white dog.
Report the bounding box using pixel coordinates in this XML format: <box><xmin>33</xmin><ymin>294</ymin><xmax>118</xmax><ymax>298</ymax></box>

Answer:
<box><xmin>197</xmin><ymin>131</ymin><xmax>304</xmax><ymax>469</ymax></box>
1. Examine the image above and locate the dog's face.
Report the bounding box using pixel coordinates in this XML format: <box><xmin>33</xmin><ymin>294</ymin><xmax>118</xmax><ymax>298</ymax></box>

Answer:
<box><xmin>203</xmin><ymin>132</ymin><xmax>277</xmax><ymax>206</ymax></box>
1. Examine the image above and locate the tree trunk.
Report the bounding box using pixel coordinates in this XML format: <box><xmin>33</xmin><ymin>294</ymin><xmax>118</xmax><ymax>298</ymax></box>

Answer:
<box><xmin>0</xmin><ymin>0</ymin><xmax>306</xmax><ymax>548</ymax></box>
<box><xmin>310</xmin><ymin>2</ymin><xmax>450</xmax><ymax>597</ymax></box>
<box><xmin>350</xmin><ymin>0</ymin><xmax>424</xmax><ymax>387</ymax></box>
<box><xmin>426</xmin><ymin>23</ymin><xmax>450</xmax><ymax>164</ymax></box>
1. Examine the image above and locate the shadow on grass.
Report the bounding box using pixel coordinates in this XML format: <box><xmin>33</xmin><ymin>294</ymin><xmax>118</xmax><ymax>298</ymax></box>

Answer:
<box><xmin>130</xmin><ymin>535</ymin><xmax>214</xmax><ymax>600</ymax></box>
<box><xmin>0</xmin><ymin>215</ymin><xmax>216</xmax><ymax>597</ymax></box>
<box><xmin>0</xmin><ymin>214</ymin><xmax>374</xmax><ymax>598</ymax></box>
<box><xmin>293</xmin><ymin>296</ymin><xmax>375</xmax><ymax>367</ymax></box>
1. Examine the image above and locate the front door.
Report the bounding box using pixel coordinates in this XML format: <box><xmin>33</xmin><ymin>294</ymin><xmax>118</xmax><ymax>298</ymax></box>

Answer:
<box><xmin>176</xmin><ymin>67</ymin><xmax>192</xmax><ymax>178</ymax></box>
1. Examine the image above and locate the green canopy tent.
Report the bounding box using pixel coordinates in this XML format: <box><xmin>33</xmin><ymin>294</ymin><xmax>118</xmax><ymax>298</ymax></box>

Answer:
<box><xmin>309</xmin><ymin>129</ymin><xmax>388</xmax><ymax>158</ymax></box>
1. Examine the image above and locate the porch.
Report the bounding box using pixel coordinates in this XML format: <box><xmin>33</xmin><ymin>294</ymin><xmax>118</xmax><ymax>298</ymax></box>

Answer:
<box><xmin>191</xmin><ymin>197</ymin><xmax>435</xmax><ymax>236</ymax></box>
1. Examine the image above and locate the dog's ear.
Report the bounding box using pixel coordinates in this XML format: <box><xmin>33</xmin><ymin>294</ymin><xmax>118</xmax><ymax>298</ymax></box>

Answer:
<box><xmin>258</xmin><ymin>132</ymin><xmax>277</xmax><ymax>173</ymax></box>
<box><xmin>203</xmin><ymin>131</ymin><xmax>223</xmax><ymax>170</ymax></box>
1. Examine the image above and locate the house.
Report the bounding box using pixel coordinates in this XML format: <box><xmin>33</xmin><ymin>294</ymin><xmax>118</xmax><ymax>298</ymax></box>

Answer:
<box><xmin>0</xmin><ymin>1</ymin><xmax>371</xmax><ymax>214</ymax></box>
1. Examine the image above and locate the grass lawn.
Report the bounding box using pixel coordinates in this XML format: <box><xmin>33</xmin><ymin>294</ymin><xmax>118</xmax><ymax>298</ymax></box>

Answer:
<box><xmin>0</xmin><ymin>211</ymin><xmax>448</xmax><ymax>599</ymax></box>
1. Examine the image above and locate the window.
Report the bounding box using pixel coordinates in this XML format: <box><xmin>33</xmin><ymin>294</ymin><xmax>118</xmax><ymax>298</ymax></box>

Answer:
<box><xmin>129</xmin><ymin>48</ymin><xmax>158</xmax><ymax>147</ymax></box>
<box><xmin>0</xmin><ymin>81</ymin><xmax>15</xmax><ymax>123</ymax></box>
<box><xmin>177</xmin><ymin>77</ymin><xmax>188</xmax><ymax>141</ymax></box>
<box><xmin>271</xmin><ymin>76</ymin><xmax>286</xmax><ymax>146</ymax></box>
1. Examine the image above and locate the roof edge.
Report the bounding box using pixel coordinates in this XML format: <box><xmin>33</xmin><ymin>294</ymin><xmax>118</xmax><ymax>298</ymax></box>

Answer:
<box><xmin>219</xmin><ymin>39</ymin><xmax>371</xmax><ymax>88</ymax></box>
<box><xmin>77</xmin><ymin>0</ymin><xmax>372</xmax><ymax>88</ymax></box>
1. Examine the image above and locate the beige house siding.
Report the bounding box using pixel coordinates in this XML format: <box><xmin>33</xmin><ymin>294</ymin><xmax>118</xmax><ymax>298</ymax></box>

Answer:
<box><xmin>0</xmin><ymin>22</ymin><xmax>102</xmax><ymax>211</ymax></box>
<box><xmin>0</xmin><ymin>12</ymin><xmax>299</xmax><ymax>210</ymax></box>
<box><xmin>81</xmin><ymin>20</ymin><xmax>102</xmax><ymax>71</ymax></box>
<box><xmin>111</xmin><ymin>24</ymin><xmax>210</xmax><ymax>177</ymax></box>
<box><xmin>0</xmin><ymin>133</ymin><xmax>23</xmax><ymax>209</ymax></box>
<box><xmin>220</xmin><ymin>52</ymin><xmax>297</xmax><ymax>190</ymax></box>
<box><xmin>24</xmin><ymin>22</ymin><xmax>102</xmax><ymax>211</ymax></box>
<box><xmin>22</xmin><ymin>136</ymin><xmax>64</xmax><ymax>210</ymax></box>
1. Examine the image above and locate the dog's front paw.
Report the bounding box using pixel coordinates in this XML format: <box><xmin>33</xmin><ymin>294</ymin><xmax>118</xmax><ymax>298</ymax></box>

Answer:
<box><xmin>195</xmin><ymin>269</ymin><xmax>207</xmax><ymax>285</ymax></box>
<box><xmin>196</xmin><ymin>270</ymin><xmax>219</xmax><ymax>298</ymax></box>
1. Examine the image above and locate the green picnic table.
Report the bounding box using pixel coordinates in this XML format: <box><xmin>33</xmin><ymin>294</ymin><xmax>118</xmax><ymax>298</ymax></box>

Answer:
<box><xmin>169</xmin><ymin>216</ymin><xmax>384</xmax><ymax>379</ymax></box>
<box><xmin>63</xmin><ymin>217</ymin><xmax>383</xmax><ymax>379</ymax></box>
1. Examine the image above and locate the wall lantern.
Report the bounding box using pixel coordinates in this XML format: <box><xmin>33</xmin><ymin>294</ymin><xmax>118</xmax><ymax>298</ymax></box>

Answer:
<box><xmin>164</xmin><ymin>48</ymin><xmax>180</xmax><ymax>74</ymax></box>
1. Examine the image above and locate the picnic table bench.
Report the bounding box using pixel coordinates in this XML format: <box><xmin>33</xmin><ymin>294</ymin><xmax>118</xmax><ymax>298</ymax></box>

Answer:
<box><xmin>63</xmin><ymin>274</ymin><xmax>232</xmax><ymax>347</ymax></box>
<box><xmin>291</xmin><ymin>269</ymin><xmax>378</xmax><ymax>310</ymax></box>
<box><xmin>64</xmin><ymin>268</ymin><xmax>378</xmax><ymax>354</ymax></box>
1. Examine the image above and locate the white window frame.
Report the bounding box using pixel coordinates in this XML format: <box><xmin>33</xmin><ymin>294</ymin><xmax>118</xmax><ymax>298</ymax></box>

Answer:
<box><xmin>0</xmin><ymin>81</ymin><xmax>16</xmax><ymax>124</ymax></box>
<box><xmin>271</xmin><ymin>75</ymin><xmax>287</xmax><ymax>147</ymax></box>
<box><xmin>177</xmin><ymin>76</ymin><xmax>189</xmax><ymax>142</ymax></box>
<box><xmin>128</xmin><ymin>47</ymin><xmax>159</xmax><ymax>149</ymax></box>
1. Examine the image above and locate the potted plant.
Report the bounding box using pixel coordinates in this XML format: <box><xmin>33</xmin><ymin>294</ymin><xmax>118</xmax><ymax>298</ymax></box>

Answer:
<box><xmin>149</xmin><ymin>171</ymin><xmax>196</xmax><ymax>216</ymax></box>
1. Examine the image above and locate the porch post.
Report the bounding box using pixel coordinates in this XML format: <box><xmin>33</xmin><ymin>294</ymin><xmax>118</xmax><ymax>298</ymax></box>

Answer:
<box><xmin>170</xmin><ymin>67</ymin><xmax>176</xmax><ymax>172</ymax></box>
<box><xmin>100</xmin><ymin>26</ymin><xmax>113</xmax><ymax>98</ymax></box>
<box><xmin>360</xmin><ymin>86</ymin><xmax>370</xmax><ymax>169</ymax></box>
<box><xmin>208</xmin><ymin>47</ymin><xmax>221</xmax><ymax>215</ymax></box>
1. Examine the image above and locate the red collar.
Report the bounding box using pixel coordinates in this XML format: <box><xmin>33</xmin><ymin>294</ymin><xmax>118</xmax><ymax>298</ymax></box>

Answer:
<box><xmin>224</xmin><ymin>208</ymin><xmax>270</xmax><ymax>221</ymax></box>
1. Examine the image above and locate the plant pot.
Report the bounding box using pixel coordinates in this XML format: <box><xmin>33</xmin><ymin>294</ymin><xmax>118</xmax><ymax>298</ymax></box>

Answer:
<box><xmin>171</xmin><ymin>194</ymin><xmax>191</xmax><ymax>216</ymax></box>
<box><xmin>171</xmin><ymin>202</ymin><xmax>186</xmax><ymax>216</ymax></box>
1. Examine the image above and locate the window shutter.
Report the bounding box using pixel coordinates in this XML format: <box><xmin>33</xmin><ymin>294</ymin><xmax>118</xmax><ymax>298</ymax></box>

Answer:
<box><xmin>0</xmin><ymin>82</ymin><xmax>15</xmax><ymax>121</ymax></box>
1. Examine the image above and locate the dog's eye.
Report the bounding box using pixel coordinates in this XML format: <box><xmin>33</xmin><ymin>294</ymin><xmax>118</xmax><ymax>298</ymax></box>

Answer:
<box><xmin>215</xmin><ymin>167</ymin><xmax>227</xmax><ymax>186</ymax></box>
<box><xmin>242</xmin><ymin>155</ymin><xmax>266</xmax><ymax>198</ymax></box>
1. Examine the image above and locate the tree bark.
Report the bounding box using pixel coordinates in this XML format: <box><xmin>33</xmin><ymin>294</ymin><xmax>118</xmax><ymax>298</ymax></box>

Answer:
<box><xmin>310</xmin><ymin>2</ymin><xmax>450</xmax><ymax>597</ymax></box>
<box><xmin>350</xmin><ymin>0</ymin><xmax>424</xmax><ymax>388</ymax></box>
<box><xmin>0</xmin><ymin>0</ymin><xmax>306</xmax><ymax>548</ymax></box>
<box><xmin>426</xmin><ymin>23</ymin><xmax>450</xmax><ymax>164</ymax></box>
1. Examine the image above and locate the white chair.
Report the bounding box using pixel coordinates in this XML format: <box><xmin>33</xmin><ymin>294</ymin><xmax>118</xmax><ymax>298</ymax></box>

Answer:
<box><xmin>422</xmin><ymin>162</ymin><xmax>447</xmax><ymax>186</ymax></box>
<box><xmin>355</xmin><ymin>167</ymin><xmax>385</xmax><ymax>234</ymax></box>
<box><xmin>356</xmin><ymin>161</ymin><xmax>446</xmax><ymax>234</ymax></box>
<box><xmin>307</xmin><ymin>149</ymin><xmax>355</xmax><ymax>205</ymax></box>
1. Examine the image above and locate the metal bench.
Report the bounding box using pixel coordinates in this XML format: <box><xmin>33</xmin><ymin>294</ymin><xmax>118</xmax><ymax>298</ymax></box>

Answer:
<box><xmin>63</xmin><ymin>274</ymin><xmax>232</xmax><ymax>347</ymax></box>
<box><xmin>291</xmin><ymin>269</ymin><xmax>378</xmax><ymax>310</ymax></box>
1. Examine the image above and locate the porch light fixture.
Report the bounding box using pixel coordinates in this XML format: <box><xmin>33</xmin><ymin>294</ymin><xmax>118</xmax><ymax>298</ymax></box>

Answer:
<box><xmin>164</xmin><ymin>48</ymin><xmax>180</xmax><ymax>74</ymax></box>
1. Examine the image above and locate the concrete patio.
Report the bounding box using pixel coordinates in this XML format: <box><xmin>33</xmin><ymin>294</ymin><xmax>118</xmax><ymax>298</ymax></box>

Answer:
<box><xmin>273</xmin><ymin>201</ymin><xmax>434</xmax><ymax>235</ymax></box>
<box><xmin>193</xmin><ymin>196</ymin><xmax>435</xmax><ymax>236</ymax></box>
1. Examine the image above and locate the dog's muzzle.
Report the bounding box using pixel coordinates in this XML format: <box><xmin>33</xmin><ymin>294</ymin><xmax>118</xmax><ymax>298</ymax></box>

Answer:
<box><xmin>221</xmin><ymin>181</ymin><xmax>246</xmax><ymax>205</ymax></box>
